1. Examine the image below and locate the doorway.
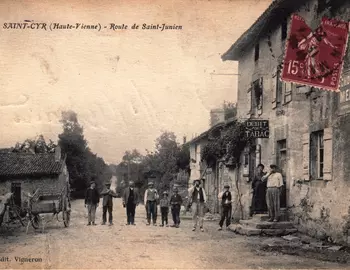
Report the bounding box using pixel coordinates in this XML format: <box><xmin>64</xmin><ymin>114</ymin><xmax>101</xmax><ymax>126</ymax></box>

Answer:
<box><xmin>276</xmin><ymin>139</ymin><xmax>287</xmax><ymax>208</ymax></box>
<box><xmin>11</xmin><ymin>182</ymin><xmax>22</xmax><ymax>207</ymax></box>
<box><xmin>249</xmin><ymin>144</ymin><xmax>257</xmax><ymax>181</ymax></box>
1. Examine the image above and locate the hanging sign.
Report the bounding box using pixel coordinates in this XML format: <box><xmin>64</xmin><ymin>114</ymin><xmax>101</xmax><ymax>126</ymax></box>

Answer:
<box><xmin>245</xmin><ymin>120</ymin><xmax>269</xmax><ymax>138</ymax></box>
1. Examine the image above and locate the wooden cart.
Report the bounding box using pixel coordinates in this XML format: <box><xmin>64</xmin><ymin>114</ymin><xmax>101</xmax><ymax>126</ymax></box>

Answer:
<box><xmin>28</xmin><ymin>186</ymin><xmax>71</xmax><ymax>230</ymax></box>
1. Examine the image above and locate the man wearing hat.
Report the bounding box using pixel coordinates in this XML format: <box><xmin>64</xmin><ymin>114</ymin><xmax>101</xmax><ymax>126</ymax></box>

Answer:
<box><xmin>144</xmin><ymin>182</ymin><xmax>159</xmax><ymax>225</ymax></box>
<box><xmin>261</xmin><ymin>164</ymin><xmax>284</xmax><ymax>222</ymax></box>
<box><xmin>218</xmin><ymin>185</ymin><xmax>232</xmax><ymax>230</ymax></box>
<box><xmin>170</xmin><ymin>187</ymin><xmax>183</xmax><ymax>228</ymax></box>
<box><xmin>122</xmin><ymin>181</ymin><xmax>139</xmax><ymax>225</ymax></box>
<box><xmin>101</xmin><ymin>182</ymin><xmax>117</xmax><ymax>225</ymax></box>
<box><xmin>84</xmin><ymin>180</ymin><xmax>100</xmax><ymax>225</ymax></box>
<box><xmin>188</xmin><ymin>179</ymin><xmax>207</xmax><ymax>232</ymax></box>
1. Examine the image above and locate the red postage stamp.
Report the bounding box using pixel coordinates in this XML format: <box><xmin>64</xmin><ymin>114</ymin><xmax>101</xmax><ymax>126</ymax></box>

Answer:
<box><xmin>281</xmin><ymin>14</ymin><xmax>349</xmax><ymax>92</ymax></box>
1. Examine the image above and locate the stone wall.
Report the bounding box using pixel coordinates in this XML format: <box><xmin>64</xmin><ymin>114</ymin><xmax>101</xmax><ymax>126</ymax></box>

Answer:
<box><xmin>0</xmin><ymin>170</ymin><xmax>68</xmax><ymax>208</ymax></box>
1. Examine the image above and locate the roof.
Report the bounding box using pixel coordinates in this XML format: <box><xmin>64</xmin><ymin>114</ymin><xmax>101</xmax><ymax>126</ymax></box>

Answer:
<box><xmin>188</xmin><ymin>118</ymin><xmax>237</xmax><ymax>144</ymax></box>
<box><xmin>221</xmin><ymin>0</ymin><xmax>305</xmax><ymax>61</ymax></box>
<box><xmin>0</xmin><ymin>152</ymin><xmax>65</xmax><ymax>178</ymax></box>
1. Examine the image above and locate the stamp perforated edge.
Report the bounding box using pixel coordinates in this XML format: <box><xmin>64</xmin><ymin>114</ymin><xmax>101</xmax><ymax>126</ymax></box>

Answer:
<box><xmin>280</xmin><ymin>14</ymin><xmax>350</xmax><ymax>93</ymax></box>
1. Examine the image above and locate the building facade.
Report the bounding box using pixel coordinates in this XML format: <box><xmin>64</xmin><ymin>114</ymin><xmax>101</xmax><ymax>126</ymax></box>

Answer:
<box><xmin>188</xmin><ymin>119</ymin><xmax>238</xmax><ymax>214</ymax></box>
<box><xmin>0</xmin><ymin>146</ymin><xmax>69</xmax><ymax>209</ymax></box>
<box><xmin>222</xmin><ymin>0</ymin><xmax>350</xmax><ymax>243</ymax></box>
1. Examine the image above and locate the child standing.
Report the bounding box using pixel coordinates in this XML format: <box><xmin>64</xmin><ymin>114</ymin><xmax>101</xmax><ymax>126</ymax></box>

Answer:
<box><xmin>159</xmin><ymin>191</ymin><xmax>170</xmax><ymax>227</ymax></box>
<box><xmin>170</xmin><ymin>187</ymin><xmax>183</xmax><ymax>228</ymax></box>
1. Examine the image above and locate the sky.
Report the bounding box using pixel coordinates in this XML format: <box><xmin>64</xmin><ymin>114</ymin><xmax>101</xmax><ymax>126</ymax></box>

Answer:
<box><xmin>0</xmin><ymin>0</ymin><xmax>272</xmax><ymax>164</ymax></box>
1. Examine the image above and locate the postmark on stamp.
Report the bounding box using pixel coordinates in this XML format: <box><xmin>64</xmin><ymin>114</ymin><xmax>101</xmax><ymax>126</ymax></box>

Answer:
<box><xmin>281</xmin><ymin>14</ymin><xmax>349</xmax><ymax>92</ymax></box>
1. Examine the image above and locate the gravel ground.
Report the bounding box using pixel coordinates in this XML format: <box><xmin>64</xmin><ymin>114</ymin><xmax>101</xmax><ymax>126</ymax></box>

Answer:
<box><xmin>0</xmin><ymin>198</ymin><xmax>344</xmax><ymax>269</ymax></box>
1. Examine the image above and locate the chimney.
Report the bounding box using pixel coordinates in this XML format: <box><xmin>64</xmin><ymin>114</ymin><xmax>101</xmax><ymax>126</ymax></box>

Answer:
<box><xmin>183</xmin><ymin>136</ymin><xmax>187</xmax><ymax>144</ymax></box>
<box><xmin>55</xmin><ymin>145</ymin><xmax>61</xmax><ymax>162</ymax></box>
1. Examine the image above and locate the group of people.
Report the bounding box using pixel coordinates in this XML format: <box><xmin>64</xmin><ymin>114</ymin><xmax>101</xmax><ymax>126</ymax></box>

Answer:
<box><xmin>84</xmin><ymin>181</ymin><xmax>119</xmax><ymax>226</ymax></box>
<box><xmin>251</xmin><ymin>164</ymin><xmax>284</xmax><ymax>222</ymax></box>
<box><xmin>84</xmin><ymin>180</ymin><xmax>187</xmax><ymax>228</ymax></box>
<box><xmin>143</xmin><ymin>181</ymin><xmax>183</xmax><ymax>227</ymax></box>
<box><xmin>84</xmin><ymin>163</ymin><xmax>283</xmax><ymax>229</ymax></box>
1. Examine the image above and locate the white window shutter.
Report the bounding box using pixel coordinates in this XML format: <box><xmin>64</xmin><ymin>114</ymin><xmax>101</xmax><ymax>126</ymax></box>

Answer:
<box><xmin>258</xmin><ymin>77</ymin><xmax>263</xmax><ymax>115</ymax></box>
<box><xmin>323</xmin><ymin>128</ymin><xmax>333</xmax><ymax>181</ymax></box>
<box><xmin>284</xmin><ymin>82</ymin><xmax>293</xmax><ymax>103</ymax></box>
<box><xmin>302</xmin><ymin>133</ymin><xmax>310</xmax><ymax>181</ymax></box>
<box><xmin>190</xmin><ymin>145</ymin><xmax>195</xmax><ymax>161</ymax></box>
<box><xmin>272</xmin><ymin>68</ymin><xmax>277</xmax><ymax>109</ymax></box>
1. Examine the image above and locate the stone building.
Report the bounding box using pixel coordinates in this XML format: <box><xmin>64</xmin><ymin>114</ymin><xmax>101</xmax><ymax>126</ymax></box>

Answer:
<box><xmin>0</xmin><ymin>146</ymin><xmax>69</xmax><ymax>209</ymax></box>
<box><xmin>221</xmin><ymin>0</ymin><xmax>350</xmax><ymax>243</ymax></box>
<box><xmin>188</xmin><ymin>118</ymin><xmax>237</xmax><ymax>214</ymax></box>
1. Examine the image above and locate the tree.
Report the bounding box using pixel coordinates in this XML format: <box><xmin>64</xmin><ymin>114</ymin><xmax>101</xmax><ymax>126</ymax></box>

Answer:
<box><xmin>58</xmin><ymin>110</ymin><xmax>90</xmax><ymax>192</ymax></box>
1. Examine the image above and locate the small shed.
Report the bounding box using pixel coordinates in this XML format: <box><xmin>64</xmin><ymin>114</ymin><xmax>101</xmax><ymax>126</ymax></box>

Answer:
<box><xmin>0</xmin><ymin>146</ymin><xmax>69</xmax><ymax>209</ymax></box>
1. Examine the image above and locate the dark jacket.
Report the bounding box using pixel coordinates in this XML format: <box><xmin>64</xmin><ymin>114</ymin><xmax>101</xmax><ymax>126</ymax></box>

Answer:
<box><xmin>221</xmin><ymin>191</ymin><xmax>232</xmax><ymax>206</ymax></box>
<box><xmin>122</xmin><ymin>187</ymin><xmax>139</xmax><ymax>205</ymax></box>
<box><xmin>101</xmin><ymin>189</ymin><xmax>117</xmax><ymax>207</ymax></box>
<box><xmin>170</xmin><ymin>194</ymin><xmax>183</xmax><ymax>207</ymax></box>
<box><xmin>85</xmin><ymin>188</ymin><xmax>100</xmax><ymax>205</ymax></box>
<box><xmin>192</xmin><ymin>187</ymin><xmax>205</xmax><ymax>203</ymax></box>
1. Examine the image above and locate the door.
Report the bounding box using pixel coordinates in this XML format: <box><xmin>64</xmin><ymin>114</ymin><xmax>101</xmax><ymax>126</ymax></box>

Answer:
<box><xmin>277</xmin><ymin>140</ymin><xmax>287</xmax><ymax>208</ymax></box>
<box><xmin>11</xmin><ymin>182</ymin><xmax>21</xmax><ymax>207</ymax></box>
<box><xmin>249</xmin><ymin>145</ymin><xmax>257</xmax><ymax>181</ymax></box>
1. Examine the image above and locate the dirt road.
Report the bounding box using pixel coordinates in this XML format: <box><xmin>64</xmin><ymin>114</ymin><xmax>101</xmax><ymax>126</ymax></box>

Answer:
<box><xmin>0</xmin><ymin>199</ymin><xmax>343</xmax><ymax>269</ymax></box>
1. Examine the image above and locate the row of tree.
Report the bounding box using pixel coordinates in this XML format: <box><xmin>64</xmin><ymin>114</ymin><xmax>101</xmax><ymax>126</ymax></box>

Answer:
<box><xmin>115</xmin><ymin>131</ymin><xmax>190</xmax><ymax>195</ymax></box>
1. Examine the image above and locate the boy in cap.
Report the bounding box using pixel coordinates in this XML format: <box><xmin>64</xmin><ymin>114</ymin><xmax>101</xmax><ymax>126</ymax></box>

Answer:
<box><xmin>159</xmin><ymin>191</ymin><xmax>170</xmax><ymax>227</ymax></box>
<box><xmin>101</xmin><ymin>182</ymin><xmax>117</xmax><ymax>225</ymax></box>
<box><xmin>170</xmin><ymin>187</ymin><xmax>183</xmax><ymax>228</ymax></box>
<box><xmin>261</xmin><ymin>164</ymin><xmax>284</xmax><ymax>222</ymax></box>
<box><xmin>144</xmin><ymin>182</ymin><xmax>159</xmax><ymax>225</ymax></box>
<box><xmin>188</xmin><ymin>179</ymin><xmax>207</xmax><ymax>232</ymax></box>
<box><xmin>84</xmin><ymin>180</ymin><xmax>100</xmax><ymax>225</ymax></box>
<box><xmin>218</xmin><ymin>185</ymin><xmax>232</xmax><ymax>230</ymax></box>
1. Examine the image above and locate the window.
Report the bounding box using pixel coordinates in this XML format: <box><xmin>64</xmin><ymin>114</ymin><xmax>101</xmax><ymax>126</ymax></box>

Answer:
<box><xmin>277</xmin><ymin>140</ymin><xmax>287</xmax><ymax>175</ymax></box>
<box><xmin>281</xmin><ymin>18</ymin><xmax>288</xmax><ymax>41</ymax></box>
<box><xmin>310</xmin><ymin>130</ymin><xmax>324</xmax><ymax>179</ymax></box>
<box><xmin>250</xmin><ymin>78</ymin><xmax>263</xmax><ymax>115</ymax></box>
<box><xmin>254</xmin><ymin>43</ymin><xmax>259</xmax><ymax>62</ymax></box>
<box><xmin>275</xmin><ymin>70</ymin><xmax>292</xmax><ymax>108</ymax></box>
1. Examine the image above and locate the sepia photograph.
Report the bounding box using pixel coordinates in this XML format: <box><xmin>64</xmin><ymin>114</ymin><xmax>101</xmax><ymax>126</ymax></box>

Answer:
<box><xmin>0</xmin><ymin>0</ymin><xmax>350</xmax><ymax>269</ymax></box>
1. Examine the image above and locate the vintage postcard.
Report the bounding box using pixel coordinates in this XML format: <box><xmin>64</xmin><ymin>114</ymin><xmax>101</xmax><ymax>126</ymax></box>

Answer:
<box><xmin>0</xmin><ymin>0</ymin><xmax>350</xmax><ymax>269</ymax></box>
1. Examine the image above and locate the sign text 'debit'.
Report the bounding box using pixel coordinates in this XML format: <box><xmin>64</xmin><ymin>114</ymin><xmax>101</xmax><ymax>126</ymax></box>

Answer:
<box><xmin>245</xmin><ymin>120</ymin><xmax>269</xmax><ymax>138</ymax></box>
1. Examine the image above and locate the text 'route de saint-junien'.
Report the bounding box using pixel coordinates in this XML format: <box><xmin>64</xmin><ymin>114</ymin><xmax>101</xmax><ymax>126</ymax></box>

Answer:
<box><xmin>3</xmin><ymin>22</ymin><xmax>183</xmax><ymax>32</ymax></box>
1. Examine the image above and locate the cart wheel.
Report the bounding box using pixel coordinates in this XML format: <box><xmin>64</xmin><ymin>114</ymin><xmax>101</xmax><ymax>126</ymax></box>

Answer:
<box><xmin>63</xmin><ymin>210</ymin><xmax>70</xmax><ymax>227</ymax></box>
<box><xmin>31</xmin><ymin>214</ymin><xmax>41</xmax><ymax>229</ymax></box>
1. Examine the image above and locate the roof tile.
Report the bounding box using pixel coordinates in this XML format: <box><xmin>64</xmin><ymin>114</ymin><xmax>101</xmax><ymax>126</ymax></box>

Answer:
<box><xmin>0</xmin><ymin>153</ymin><xmax>64</xmax><ymax>178</ymax></box>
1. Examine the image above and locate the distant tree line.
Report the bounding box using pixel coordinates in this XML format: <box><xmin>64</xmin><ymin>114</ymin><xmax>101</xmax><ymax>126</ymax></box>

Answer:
<box><xmin>115</xmin><ymin>131</ymin><xmax>190</xmax><ymax>196</ymax></box>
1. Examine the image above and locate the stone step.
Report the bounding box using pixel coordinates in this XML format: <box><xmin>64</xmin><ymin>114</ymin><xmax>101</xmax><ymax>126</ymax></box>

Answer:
<box><xmin>251</xmin><ymin>209</ymin><xmax>288</xmax><ymax>222</ymax></box>
<box><xmin>229</xmin><ymin>224</ymin><xmax>298</xmax><ymax>237</ymax></box>
<box><xmin>239</xmin><ymin>219</ymin><xmax>295</xmax><ymax>229</ymax></box>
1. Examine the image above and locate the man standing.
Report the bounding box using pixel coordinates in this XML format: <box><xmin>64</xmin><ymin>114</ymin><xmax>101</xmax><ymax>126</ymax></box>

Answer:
<box><xmin>188</xmin><ymin>179</ymin><xmax>207</xmax><ymax>232</ymax></box>
<box><xmin>262</xmin><ymin>164</ymin><xmax>284</xmax><ymax>222</ymax></box>
<box><xmin>101</xmin><ymin>183</ymin><xmax>117</xmax><ymax>226</ymax></box>
<box><xmin>170</xmin><ymin>187</ymin><xmax>183</xmax><ymax>228</ymax></box>
<box><xmin>218</xmin><ymin>185</ymin><xmax>232</xmax><ymax>231</ymax></box>
<box><xmin>251</xmin><ymin>164</ymin><xmax>268</xmax><ymax>215</ymax></box>
<box><xmin>122</xmin><ymin>181</ymin><xmax>139</xmax><ymax>225</ymax></box>
<box><xmin>144</xmin><ymin>182</ymin><xmax>159</xmax><ymax>226</ymax></box>
<box><xmin>84</xmin><ymin>180</ymin><xmax>99</xmax><ymax>226</ymax></box>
